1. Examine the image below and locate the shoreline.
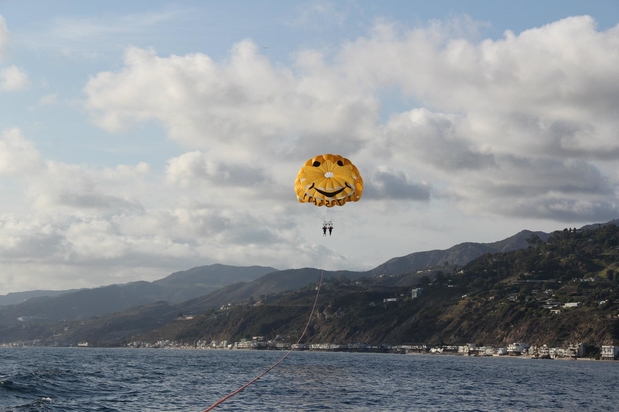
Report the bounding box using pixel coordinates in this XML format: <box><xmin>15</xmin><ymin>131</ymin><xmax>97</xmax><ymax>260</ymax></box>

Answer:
<box><xmin>3</xmin><ymin>344</ymin><xmax>617</xmax><ymax>362</ymax></box>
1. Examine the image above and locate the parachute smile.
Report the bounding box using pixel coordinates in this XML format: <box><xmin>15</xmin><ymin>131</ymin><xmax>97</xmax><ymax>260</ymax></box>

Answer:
<box><xmin>308</xmin><ymin>182</ymin><xmax>352</xmax><ymax>198</ymax></box>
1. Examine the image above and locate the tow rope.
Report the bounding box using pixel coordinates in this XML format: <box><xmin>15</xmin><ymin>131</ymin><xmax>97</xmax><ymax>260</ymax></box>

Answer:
<box><xmin>202</xmin><ymin>270</ymin><xmax>324</xmax><ymax>411</ymax></box>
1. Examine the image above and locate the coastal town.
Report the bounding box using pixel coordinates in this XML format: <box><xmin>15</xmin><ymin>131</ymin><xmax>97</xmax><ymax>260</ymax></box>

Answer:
<box><xmin>113</xmin><ymin>337</ymin><xmax>619</xmax><ymax>361</ymax></box>
<box><xmin>7</xmin><ymin>336</ymin><xmax>618</xmax><ymax>360</ymax></box>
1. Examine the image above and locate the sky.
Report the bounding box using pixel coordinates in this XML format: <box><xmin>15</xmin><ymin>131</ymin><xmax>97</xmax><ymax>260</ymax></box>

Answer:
<box><xmin>1</xmin><ymin>1</ymin><xmax>619</xmax><ymax>294</ymax></box>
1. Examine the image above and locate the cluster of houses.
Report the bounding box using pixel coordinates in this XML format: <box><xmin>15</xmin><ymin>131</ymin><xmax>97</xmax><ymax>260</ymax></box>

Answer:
<box><xmin>450</xmin><ymin>342</ymin><xmax>619</xmax><ymax>360</ymax></box>
<box><xmin>120</xmin><ymin>337</ymin><xmax>619</xmax><ymax>360</ymax></box>
<box><xmin>4</xmin><ymin>336</ymin><xmax>619</xmax><ymax>360</ymax></box>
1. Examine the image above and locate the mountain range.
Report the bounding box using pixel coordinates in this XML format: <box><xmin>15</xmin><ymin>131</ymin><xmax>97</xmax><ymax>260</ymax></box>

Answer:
<box><xmin>3</xmin><ymin>221</ymin><xmax>618</xmax><ymax>346</ymax></box>
<box><xmin>0</xmin><ymin>228</ymin><xmax>554</xmax><ymax>328</ymax></box>
<box><xmin>0</xmin><ymin>264</ymin><xmax>276</xmax><ymax>325</ymax></box>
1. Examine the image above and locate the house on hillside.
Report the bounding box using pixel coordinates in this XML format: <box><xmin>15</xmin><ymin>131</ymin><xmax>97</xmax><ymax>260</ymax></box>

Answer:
<box><xmin>543</xmin><ymin>299</ymin><xmax>561</xmax><ymax>309</ymax></box>
<box><xmin>566</xmin><ymin>342</ymin><xmax>585</xmax><ymax>358</ymax></box>
<box><xmin>494</xmin><ymin>347</ymin><xmax>508</xmax><ymax>356</ymax></box>
<box><xmin>563</xmin><ymin>302</ymin><xmax>582</xmax><ymax>308</ymax></box>
<box><xmin>458</xmin><ymin>343</ymin><xmax>476</xmax><ymax>355</ymax></box>
<box><xmin>507</xmin><ymin>342</ymin><xmax>530</xmax><ymax>355</ymax></box>
<box><xmin>292</xmin><ymin>343</ymin><xmax>309</xmax><ymax>350</ymax></box>
<box><xmin>601</xmin><ymin>345</ymin><xmax>619</xmax><ymax>360</ymax></box>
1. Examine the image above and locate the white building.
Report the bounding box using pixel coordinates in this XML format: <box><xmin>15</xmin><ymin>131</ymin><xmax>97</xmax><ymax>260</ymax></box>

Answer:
<box><xmin>477</xmin><ymin>346</ymin><xmax>495</xmax><ymax>356</ymax></box>
<box><xmin>507</xmin><ymin>342</ymin><xmax>530</xmax><ymax>355</ymax></box>
<box><xmin>494</xmin><ymin>347</ymin><xmax>508</xmax><ymax>356</ymax></box>
<box><xmin>601</xmin><ymin>345</ymin><xmax>619</xmax><ymax>360</ymax></box>
<box><xmin>292</xmin><ymin>343</ymin><xmax>309</xmax><ymax>350</ymax></box>
<box><xmin>458</xmin><ymin>343</ymin><xmax>476</xmax><ymax>355</ymax></box>
<box><xmin>566</xmin><ymin>342</ymin><xmax>585</xmax><ymax>358</ymax></box>
<box><xmin>563</xmin><ymin>302</ymin><xmax>582</xmax><ymax>308</ymax></box>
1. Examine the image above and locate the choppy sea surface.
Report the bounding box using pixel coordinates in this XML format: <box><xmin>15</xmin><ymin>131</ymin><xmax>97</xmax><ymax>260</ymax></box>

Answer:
<box><xmin>1</xmin><ymin>347</ymin><xmax>618</xmax><ymax>411</ymax></box>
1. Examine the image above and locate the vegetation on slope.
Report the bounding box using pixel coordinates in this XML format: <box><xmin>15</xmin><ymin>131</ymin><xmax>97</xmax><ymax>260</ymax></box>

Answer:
<box><xmin>4</xmin><ymin>224</ymin><xmax>619</xmax><ymax>349</ymax></box>
<box><xmin>131</xmin><ymin>225</ymin><xmax>619</xmax><ymax>348</ymax></box>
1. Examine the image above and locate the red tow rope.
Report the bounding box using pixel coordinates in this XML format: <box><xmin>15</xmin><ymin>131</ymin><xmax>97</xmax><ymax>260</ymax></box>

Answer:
<box><xmin>202</xmin><ymin>270</ymin><xmax>324</xmax><ymax>411</ymax></box>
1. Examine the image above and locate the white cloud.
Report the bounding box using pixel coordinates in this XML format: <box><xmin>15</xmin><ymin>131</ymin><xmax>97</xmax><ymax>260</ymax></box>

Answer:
<box><xmin>346</xmin><ymin>16</ymin><xmax>619</xmax><ymax>221</ymax></box>
<box><xmin>0</xmin><ymin>129</ymin><xmax>151</xmax><ymax>214</ymax></box>
<box><xmin>82</xmin><ymin>15</ymin><xmax>619</xmax><ymax>227</ymax></box>
<box><xmin>0</xmin><ymin>65</ymin><xmax>29</xmax><ymax>91</ymax></box>
<box><xmin>338</xmin><ymin>16</ymin><xmax>619</xmax><ymax>160</ymax></box>
<box><xmin>28</xmin><ymin>161</ymin><xmax>150</xmax><ymax>213</ymax></box>
<box><xmin>165</xmin><ymin>151</ymin><xmax>271</xmax><ymax>188</ymax></box>
<box><xmin>364</xmin><ymin>167</ymin><xmax>431</xmax><ymax>201</ymax></box>
<box><xmin>4</xmin><ymin>14</ymin><xmax>619</xmax><ymax>293</ymax></box>
<box><xmin>382</xmin><ymin>108</ymin><xmax>496</xmax><ymax>172</ymax></box>
<box><xmin>0</xmin><ymin>128</ymin><xmax>43</xmax><ymax>176</ymax></box>
<box><xmin>0</xmin><ymin>214</ymin><xmax>67</xmax><ymax>261</ymax></box>
<box><xmin>39</xmin><ymin>93</ymin><xmax>58</xmax><ymax>105</ymax></box>
<box><xmin>84</xmin><ymin>41</ymin><xmax>379</xmax><ymax>160</ymax></box>
<box><xmin>0</xmin><ymin>129</ymin><xmax>356</xmax><ymax>292</ymax></box>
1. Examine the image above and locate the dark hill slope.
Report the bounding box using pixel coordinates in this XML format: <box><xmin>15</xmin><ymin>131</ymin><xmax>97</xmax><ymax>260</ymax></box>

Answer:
<box><xmin>0</xmin><ymin>289</ymin><xmax>81</xmax><ymax>307</ymax></box>
<box><xmin>151</xmin><ymin>264</ymin><xmax>277</xmax><ymax>302</ymax></box>
<box><xmin>123</xmin><ymin>225</ymin><xmax>619</xmax><ymax>348</ymax></box>
<box><xmin>0</xmin><ymin>284</ymin><xmax>156</xmax><ymax>325</ymax></box>
<box><xmin>368</xmin><ymin>230</ymin><xmax>550</xmax><ymax>276</ymax></box>
<box><xmin>0</xmin><ymin>265</ymin><xmax>277</xmax><ymax>325</ymax></box>
<box><xmin>177</xmin><ymin>268</ymin><xmax>366</xmax><ymax>314</ymax></box>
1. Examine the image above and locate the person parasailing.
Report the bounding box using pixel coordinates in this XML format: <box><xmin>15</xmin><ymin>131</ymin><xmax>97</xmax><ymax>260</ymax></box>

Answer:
<box><xmin>201</xmin><ymin>154</ymin><xmax>364</xmax><ymax>411</ymax></box>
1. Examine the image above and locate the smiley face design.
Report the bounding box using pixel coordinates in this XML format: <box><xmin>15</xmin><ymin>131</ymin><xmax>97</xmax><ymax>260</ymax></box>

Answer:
<box><xmin>294</xmin><ymin>154</ymin><xmax>363</xmax><ymax>207</ymax></box>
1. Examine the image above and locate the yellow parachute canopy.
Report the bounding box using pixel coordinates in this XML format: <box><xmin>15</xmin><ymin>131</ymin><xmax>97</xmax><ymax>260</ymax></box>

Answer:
<box><xmin>294</xmin><ymin>154</ymin><xmax>363</xmax><ymax>207</ymax></box>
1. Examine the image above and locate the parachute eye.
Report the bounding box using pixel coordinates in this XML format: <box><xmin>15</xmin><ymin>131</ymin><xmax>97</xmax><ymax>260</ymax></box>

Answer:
<box><xmin>312</xmin><ymin>161</ymin><xmax>321</xmax><ymax>167</ymax></box>
<box><xmin>337</xmin><ymin>160</ymin><xmax>344</xmax><ymax>166</ymax></box>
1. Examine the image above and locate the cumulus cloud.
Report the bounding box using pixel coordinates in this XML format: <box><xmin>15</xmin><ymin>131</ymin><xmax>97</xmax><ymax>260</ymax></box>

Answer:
<box><xmin>382</xmin><ymin>108</ymin><xmax>496</xmax><ymax>172</ymax></box>
<box><xmin>445</xmin><ymin>155</ymin><xmax>617</xmax><ymax>221</ymax></box>
<box><xmin>81</xmin><ymin>15</ymin><xmax>619</xmax><ymax>228</ymax></box>
<box><xmin>84</xmin><ymin>41</ymin><xmax>378</xmax><ymax>159</ymax></box>
<box><xmin>165</xmin><ymin>151</ymin><xmax>271</xmax><ymax>188</ymax></box>
<box><xmin>28</xmin><ymin>161</ymin><xmax>150</xmax><ymax>213</ymax></box>
<box><xmin>0</xmin><ymin>214</ymin><xmax>67</xmax><ymax>261</ymax></box>
<box><xmin>5</xmin><ymin>14</ymin><xmax>619</xmax><ymax>292</ymax></box>
<box><xmin>0</xmin><ymin>128</ymin><xmax>43</xmax><ymax>176</ymax></box>
<box><xmin>364</xmin><ymin>168</ymin><xmax>431</xmax><ymax>201</ymax></box>
<box><xmin>345</xmin><ymin>16</ymin><xmax>619</xmax><ymax>222</ymax></box>
<box><xmin>0</xmin><ymin>129</ymin><xmax>355</xmax><ymax>292</ymax></box>
<box><xmin>39</xmin><ymin>93</ymin><xmax>59</xmax><ymax>105</ymax></box>
<box><xmin>0</xmin><ymin>65</ymin><xmax>29</xmax><ymax>91</ymax></box>
<box><xmin>0</xmin><ymin>129</ymin><xmax>149</xmax><ymax>214</ymax></box>
<box><xmin>338</xmin><ymin>16</ymin><xmax>619</xmax><ymax>160</ymax></box>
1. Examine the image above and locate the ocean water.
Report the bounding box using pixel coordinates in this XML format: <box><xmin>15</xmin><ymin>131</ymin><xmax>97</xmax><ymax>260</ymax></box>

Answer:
<box><xmin>1</xmin><ymin>347</ymin><xmax>618</xmax><ymax>411</ymax></box>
